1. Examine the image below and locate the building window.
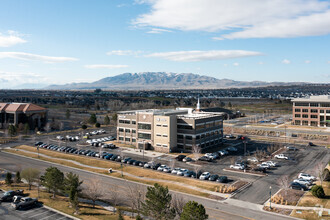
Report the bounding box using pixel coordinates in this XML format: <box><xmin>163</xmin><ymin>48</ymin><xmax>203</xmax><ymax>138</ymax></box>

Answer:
<box><xmin>162</xmin><ymin>144</ymin><xmax>167</xmax><ymax>148</ymax></box>
<box><xmin>310</xmin><ymin>121</ymin><xmax>317</xmax><ymax>126</ymax></box>
<box><xmin>132</xmin><ymin>120</ymin><xmax>136</xmax><ymax>125</ymax></box>
<box><xmin>185</xmin><ymin>135</ymin><xmax>192</xmax><ymax>140</ymax></box>
<box><xmin>125</xmin><ymin>137</ymin><xmax>130</xmax><ymax>142</ymax></box>
<box><xmin>163</xmin><ymin>134</ymin><xmax>168</xmax><ymax>137</ymax></box>
<box><xmin>196</xmin><ymin>124</ymin><xmax>205</xmax><ymax>130</ymax></box>
<box><xmin>138</xmin><ymin>132</ymin><xmax>151</xmax><ymax>140</ymax></box>
<box><xmin>302</xmin><ymin>109</ymin><xmax>308</xmax><ymax>112</ymax></box>
<box><xmin>163</xmin><ymin>124</ymin><xmax>168</xmax><ymax>127</ymax></box>
<box><xmin>302</xmin><ymin>121</ymin><xmax>308</xmax><ymax>126</ymax></box>
<box><xmin>327</xmin><ymin>110</ymin><xmax>330</xmax><ymax>113</ymax></box>
<box><xmin>156</xmin><ymin>143</ymin><xmax>161</xmax><ymax>147</ymax></box>
<box><xmin>119</xmin><ymin>119</ymin><xmax>130</xmax><ymax>124</ymax></box>
<box><xmin>294</xmin><ymin>120</ymin><xmax>301</xmax><ymax>125</ymax></box>
<box><xmin>119</xmin><ymin>137</ymin><xmax>124</xmax><ymax>141</ymax></box>
<box><xmin>177</xmin><ymin>144</ymin><xmax>184</xmax><ymax>149</ymax></box>
<box><xmin>295</xmin><ymin>114</ymin><xmax>301</xmax><ymax>118</ymax></box>
<box><xmin>311</xmin><ymin>109</ymin><xmax>318</xmax><ymax>113</ymax></box>
<box><xmin>177</xmin><ymin>134</ymin><xmax>183</xmax><ymax>139</ymax></box>
<box><xmin>119</xmin><ymin>128</ymin><xmax>124</xmax><ymax>132</ymax></box>
<box><xmin>156</xmin><ymin>124</ymin><xmax>161</xmax><ymax>127</ymax></box>
<box><xmin>295</xmin><ymin>103</ymin><xmax>309</xmax><ymax>107</ymax></box>
<box><xmin>156</xmin><ymin>133</ymin><xmax>161</xmax><ymax>137</ymax></box>
<box><xmin>125</xmin><ymin>129</ymin><xmax>130</xmax><ymax>133</ymax></box>
<box><xmin>311</xmin><ymin>115</ymin><xmax>318</xmax><ymax>118</ymax></box>
<box><xmin>177</xmin><ymin>124</ymin><xmax>193</xmax><ymax>130</ymax></box>
<box><xmin>138</xmin><ymin>123</ymin><xmax>151</xmax><ymax>130</ymax></box>
<box><xmin>196</xmin><ymin>135</ymin><xmax>200</xmax><ymax>140</ymax></box>
<box><xmin>320</xmin><ymin>104</ymin><xmax>330</xmax><ymax>107</ymax></box>
<box><xmin>310</xmin><ymin>103</ymin><xmax>318</xmax><ymax>107</ymax></box>
<box><xmin>132</xmin><ymin>138</ymin><xmax>136</xmax><ymax>142</ymax></box>
<box><xmin>294</xmin><ymin>109</ymin><xmax>301</xmax><ymax>112</ymax></box>
<box><xmin>201</xmin><ymin>134</ymin><xmax>205</xmax><ymax>139</ymax></box>
<box><xmin>302</xmin><ymin>114</ymin><xmax>308</xmax><ymax>118</ymax></box>
<box><xmin>320</xmin><ymin>110</ymin><xmax>324</xmax><ymax>113</ymax></box>
<box><xmin>132</xmin><ymin>129</ymin><xmax>136</xmax><ymax>134</ymax></box>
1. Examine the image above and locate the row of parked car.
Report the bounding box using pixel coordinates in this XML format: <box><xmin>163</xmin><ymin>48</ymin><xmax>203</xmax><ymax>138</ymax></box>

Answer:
<box><xmin>56</xmin><ymin>135</ymin><xmax>80</xmax><ymax>141</ymax></box>
<box><xmin>86</xmin><ymin>136</ymin><xmax>116</xmax><ymax>147</ymax></box>
<box><xmin>0</xmin><ymin>190</ymin><xmax>37</xmax><ymax>210</ymax></box>
<box><xmin>290</xmin><ymin>173</ymin><xmax>316</xmax><ymax>191</ymax></box>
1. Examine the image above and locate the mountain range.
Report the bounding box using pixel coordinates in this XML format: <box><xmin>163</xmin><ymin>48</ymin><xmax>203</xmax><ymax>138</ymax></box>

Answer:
<box><xmin>45</xmin><ymin>72</ymin><xmax>305</xmax><ymax>90</ymax></box>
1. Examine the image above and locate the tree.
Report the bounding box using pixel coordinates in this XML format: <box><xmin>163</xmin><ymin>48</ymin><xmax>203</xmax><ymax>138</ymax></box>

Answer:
<box><xmin>118</xmin><ymin>208</ymin><xmax>124</xmax><ymax>220</ymax></box>
<box><xmin>23</xmin><ymin>123</ymin><xmax>30</xmax><ymax>135</ymax></box>
<box><xmin>15</xmin><ymin>171</ymin><xmax>21</xmax><ymax>183</ymax></box>
<box><xmin>88</xmin><ymin>113</ymin><xmax>97</xmax><ymax>124</ymax></box>
<box><xmin>112</xmin><ymin>113</ymin><xmax>118</xmax><ymax>124</ymax></box>
<box><xmin>180</xmin><ymin>201</ymin><xmax>208</xmax><ymax>220</ymax></box>
<box><xmin>141</xmin><ymin>183</ymin><xmax>175</xmax><ymax>220</ymax></box>
<box><xmin>104</xmin><ymin>115</ymin><xmax>110</xmax><ymax>125</ymax></box>
<box><xmin>21</xmin><ymin>168</ymin><xmax>40</xmax><ymax>190</ymax></box>
<box><xmin>314</xmin><ymin>162</ymin><xmax>325</xmax><ymax>186</ymax></box>
<box><xmin>228</xmin><ymin>102</ymin><xmax>232</xmax><ymax>109</ymax></box>
<box><xmin>41</xmin><ymin>166</ymin><xmax>64</xmax><ymax>198</ymax></box>
<box><xmin>5</xmin><ymin>172</ymin><xmax>13</xmax><ymax>185</ymax></box>
<box><xmin>277</xmin><ymin>175</ymin><xmax>290</xmax><ymax>196</ymax></box>
<box><xmin>64</xmin><ymin>172</ymin><xmax>83</xmax><ymax>214</ymax></box>
<box><xmin>171</xmin><ymin>195</ymin><xmax>186</xmax><ymax>217</ymax></box>
<box><xmin>192</xmin><ymin>145</ymin><xmax>201</xmax><ymax>161</ymax></box>
<box><xmin>311</xmin><ymin>185</ymin><xmax>325</xmax><ymax>198</ymax></box>
<box><xmin>323</xmin><ymin>168</ymin><xmax>330</xmax><ymax>181</ymax></box>
<box><xmin>81</xmin><ymin>124</ymin><xmax>87</xmax><ymax>130</ymax></box>
<box><xmin>95</xmin><ymin>122</ymin><xmax>101</xmax><ymax>128</ymax></box>
<box><xmin>8</xmin><ymin>125</ymin><xmax>16</xmax><ymax>136</ymax></box>
<box><xmin>66</xmin><ymin>109</ymin><xmax>71</xmax><ymax>119</ymax></box>
<box><xmin>84</xmin><ymin>179</ymin><xmax>104</xmax><ymax>208</ymax></box>
<box><xmin>126</xmin><ymin>183</ymin><xmax>145</xmax><ymax>216</ymax></box>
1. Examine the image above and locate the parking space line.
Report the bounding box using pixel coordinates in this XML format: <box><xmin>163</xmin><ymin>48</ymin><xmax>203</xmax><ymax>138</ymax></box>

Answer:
<box><xmin>39</xmin><ymin>212</ymin><xmax>58</xmax><ymax>220</ymax></box>
<box><xmin>28</xmin><ymin>210</ymin><xmax>50</xmax><ymax>218</ymax></box>
<box><xmin>56</xmin><ymin>217</ymin><xmax>67</xmax><ymax>220</ymax></box>
<box><xmin>20</xmin><ymin>207</ymin><xmax>39</xmax><ymax>215</ymax></box>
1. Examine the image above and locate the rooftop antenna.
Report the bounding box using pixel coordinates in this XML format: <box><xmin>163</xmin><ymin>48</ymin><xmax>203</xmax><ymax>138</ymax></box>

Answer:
<box><xmin>196</xmin><ymin>96</ymin><xmax>200</xmax><ymax>112</ymax></box>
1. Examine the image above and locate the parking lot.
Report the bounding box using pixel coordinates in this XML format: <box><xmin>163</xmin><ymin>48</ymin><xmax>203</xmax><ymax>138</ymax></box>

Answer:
<box><xmin>0</xmin><ymin>201</ymin><xmax>74</xmax><ymax>220</ymax></box>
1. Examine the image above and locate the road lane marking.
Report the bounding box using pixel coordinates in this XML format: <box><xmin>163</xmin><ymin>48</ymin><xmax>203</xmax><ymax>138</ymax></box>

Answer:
<box><xmin>209</xmin><ymin>215</ymin><xmax>225</xmax><ymax>220</ymax></box>
<box><xmin>206</xmin><ymin>207</ymin><xmax>255</xmax><ymax>220</ymax></box>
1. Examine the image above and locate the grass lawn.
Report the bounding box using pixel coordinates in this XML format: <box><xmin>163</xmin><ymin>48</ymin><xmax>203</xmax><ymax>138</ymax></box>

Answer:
<box><xmin>6</xmin><ymin>146</ymin><xmax>226</xmax><ymax>198</ymax></box>
<box><xmin>297</xmin><ymin>181</ymin><xmax>330</xmax><ymax>209</ymax></box>
<box><xmin>0</xmin><ymin>183</ymin><xmax>131</xmax><ymax>220</ymax></box>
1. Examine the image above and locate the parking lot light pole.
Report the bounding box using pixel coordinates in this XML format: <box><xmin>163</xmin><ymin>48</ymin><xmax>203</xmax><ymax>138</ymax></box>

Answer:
<box><xmin>269</xmin><ymin>186</ymin><xmax>272</xmax><ymax>209</ymax></box>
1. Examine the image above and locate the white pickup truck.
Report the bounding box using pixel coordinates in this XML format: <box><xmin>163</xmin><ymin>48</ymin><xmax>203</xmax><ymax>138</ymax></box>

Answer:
<box><xmin>274</xmin><ymin>154</ymin><xmax>288</xmax><ymax>160</ymax></box>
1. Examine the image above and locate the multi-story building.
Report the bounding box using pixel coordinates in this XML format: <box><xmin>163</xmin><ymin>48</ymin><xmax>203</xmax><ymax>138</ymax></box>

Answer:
<box><xmin>291</xmin><ymin>95</ymin><xmax>330</xmax><ymax>127</ymax></box>
<box><xmin>117</xmin><ymin>104</ymin><xmax>224</xmax><ymax>153</ymax></box>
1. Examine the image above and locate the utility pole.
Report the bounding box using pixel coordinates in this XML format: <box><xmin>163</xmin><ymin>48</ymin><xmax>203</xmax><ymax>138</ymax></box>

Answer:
<box><xmin>269</xmin><ymin>186</ymin><xmax>272</xmax><ymax>209</ymax></box>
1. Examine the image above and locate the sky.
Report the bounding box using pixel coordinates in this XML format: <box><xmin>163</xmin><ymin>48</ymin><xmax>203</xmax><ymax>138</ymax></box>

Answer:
<box><xmin>0</xmin><ymin>0</ymin><xmax>330</xmax><ymax>88</ymax></box>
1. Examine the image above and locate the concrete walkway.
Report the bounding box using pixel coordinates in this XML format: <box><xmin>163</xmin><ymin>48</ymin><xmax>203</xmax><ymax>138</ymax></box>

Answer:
<box><xmin>264</xmin><ymin>202</ymin><xmax>330</xmax><ymax>212</ymax></box>
<box><xmin>12</xmin><ymin>148</ymin><xmax>231</xmax><ymax>198</ymax></box>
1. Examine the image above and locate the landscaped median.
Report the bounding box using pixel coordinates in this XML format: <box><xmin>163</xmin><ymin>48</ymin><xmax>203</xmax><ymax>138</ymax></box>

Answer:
<box><xmin>5</xmin><ymin>145</ymin><xmax>243</xmax><ymax>199</ymax></box>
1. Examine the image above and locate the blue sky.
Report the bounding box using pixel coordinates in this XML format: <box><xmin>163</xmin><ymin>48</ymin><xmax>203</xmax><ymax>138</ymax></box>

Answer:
<box><xmin>0</xmin><ymin>0</ymin><xmax>330</xmax><ymax>88</ymax></box>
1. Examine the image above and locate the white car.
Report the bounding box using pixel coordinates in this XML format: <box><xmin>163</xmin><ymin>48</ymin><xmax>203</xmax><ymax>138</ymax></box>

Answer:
<box><xmin>199</xmin><ymin>172</ymin><xmax>210</xmax><ymax>180</ymax></box>
<box><xmin>157</xmin><ymin>165</ymin><xmax>168</xmax><ymax>171</ymax></box>
<box><xmin>274</xmin><ymin>154</ymin><xmax>288</xmax><ymax>160</ymax></box>
<box><xmin>293</xmin><ymin>178</ymin><xmax>312</xmax><ymax>186</ymax></box>
<box><xmin>265</xmin><ymin>161</ymin><xmax>278</xmax><ymax>167</ymax></box>
<box><xmin>247</xmin><ymin>157</ymin><xmax>258</xmax><ymax>163</ymax></box>
<box><xmin>182</xmin><ymin>157</ymin><xmax>192</xmax><ymax>162</ymax></box>
<box><xmin>218</xmin><ymin>150</ymin><xmax>229</xmax><ymax>156</ymax></box>
<box><xmin>298</xmin><ymin>173</ymin><xmax>316</xmax><ymax>181</ymax></box>
<box><xmin>163</xmin><ymin>167</ymin><xmax>172</xmax><ymax>173</ymax></box>
<box><xmin>258</xmin><ymin>163</ymin><xmax>270</xmax><ymax>169</ymax></box>
<box><xmin>205</xmin><ymin>153</ymin><xmax>217</xmax><ymax>160</ymax></box>
<box><xmin>230</xmin><ymin>164</ymin><xmax>244</xmax><ymax>170</ymax></box>
<box><xmin>177</xmin><ymin>169</ymin><xmax>188</xmax><ymax>176</ymax></box>
<box><xmin>171</xmin><ymin>168</ymin><xmax>181</xmax><ymax>174</ymax></box>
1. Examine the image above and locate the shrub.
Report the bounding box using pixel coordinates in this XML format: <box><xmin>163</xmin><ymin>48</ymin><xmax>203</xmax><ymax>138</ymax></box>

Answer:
<box><xmin>81</xmin><ymin>125</ymin><xmax>87</xmax><ymax>130</ymax></box>
<box><xmin>95</xmin><ymin>122</ymin><xmax>101</xmax><ymax>128</ymax></box>
<box><xmin>311</xmin><ymin>185</ymin><xmax>325</xmax><ymax>198</ymax></box>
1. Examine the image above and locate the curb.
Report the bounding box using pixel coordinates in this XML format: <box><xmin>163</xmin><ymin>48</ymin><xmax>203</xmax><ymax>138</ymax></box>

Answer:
<box><xmin>43</xmin><ymin>205</ymin><xmax>81</xmax><ymax>220</ymax></box>
<box><xmin>231</xmin><ymin>181</ymin><xmax>252</xmax><ymax>197</ymax></box>
<box><xmin>223</xmin><ymin>168</ymin><xmax>267</xmax><ymax>177</ymax></box>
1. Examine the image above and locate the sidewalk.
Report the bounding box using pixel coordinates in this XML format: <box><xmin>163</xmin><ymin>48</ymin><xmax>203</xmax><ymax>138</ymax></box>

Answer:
<box><xmin>264</xmin><ymin>202</ymin><xmax>330</xmax><ymax>212</ymax></box>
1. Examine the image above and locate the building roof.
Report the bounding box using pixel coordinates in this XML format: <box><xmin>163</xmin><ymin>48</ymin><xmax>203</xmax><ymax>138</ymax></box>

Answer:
<box><xmin>201</xmin><ymin>107</ymin><xmax>234</xmax><ymax>115</ymax></box>
<box><xmin>0</xmin><ymin>103</ymin><xmax>46</xmax><ymax>113</ymax></box>
<box><xmin>291</xmin><ymin>95</ymin><xmax>330</xmax><ymax>103</ymax></box>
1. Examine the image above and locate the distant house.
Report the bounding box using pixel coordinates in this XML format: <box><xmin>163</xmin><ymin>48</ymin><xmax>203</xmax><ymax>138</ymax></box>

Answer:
<box><xmin>0</xmin><ymin>103</ymin><xmax>48</xmax><ymax>129</ymax></box>
<box><xmin>201</xmin><ymin>107</ymin><xmax>241</xmax><ymax>120</ymax></box>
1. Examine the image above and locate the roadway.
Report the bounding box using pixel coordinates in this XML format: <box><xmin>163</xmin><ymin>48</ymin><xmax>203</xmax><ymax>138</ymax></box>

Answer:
<box><xmin>0</xmin><ymin>151</ymin><xmax>296</xmax><ymax>220</ymax></box>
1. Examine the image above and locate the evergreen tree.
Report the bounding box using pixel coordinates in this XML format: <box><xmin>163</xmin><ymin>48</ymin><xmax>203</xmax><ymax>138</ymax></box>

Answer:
<box><xmin>95</xmin><ymin>122</ymin><xmax>101</xmax><ymax>128</ymax></box>
<box><xmin>15</xmin><ymin>171</ymin><xmax>21</xmax><ymax>183</ymax></box>
<box><xmin>112</xmin><ymin>113</ymin><xmax>118</xmax><ymax>123</ymax></box>
<box><xmin>141</xmin><ymin>183</ymin><xmax>175</xmax><ymax>220</ymax></box>
<box><xmin>88</xmin><ymin>113</ymin><xmax>97</xmax><ymax>124</ymax></box>
<box><xmin>5</xmin><ymin>172</ymin><xmax>13</xmax><ymax>185</ymax></box>
<box><xmin>64</xmin><ymin>172</ymin><xmax>83</xmax><ymax>212</ymax></box>
<box><xmin>8</xmin><ymin>125</ymin><xmax>16</xmax><ymax>136</ymax></box>
<box><xmin>81</xmin><ymin>124</ymin><xmax>87</xmax><ymax>130</ymax></box>
<box><xmin>104</xmin><ymin>115</ymin><xmax>110</xmax><ymax>125</ymax></box>
<box><xmin>66</xmin><ymin>109</ymin><xmax>71</xmax><ymax>119</ymax></box>
<box><xmin>118</xmin><ymin>208</ymin><xmax>124</xmax><ymax>220</ymax></box>
<box><xmin>41</xmin><ymin>166</ymin><xmax>64</xmax><ymax>198</ymax></box>
<box><xmin>180</xmin><ymin>201</ymin><xmax>208</xmax><ymax>220</ymax></box>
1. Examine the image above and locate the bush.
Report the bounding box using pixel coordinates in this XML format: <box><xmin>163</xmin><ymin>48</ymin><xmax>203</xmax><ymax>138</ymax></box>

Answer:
<box><xmin>81</xmin><ymin>125</ymin><xmax>87</xmax><ymax>130</ymax></box>
<box><xmin>323</xmin><ymin>168</ymin><xmax>330</xmax><ymax>181</ymax></box>
<box><xmin>95</xmin><ymin>122</ymin><xmax>101</xmax><ymax>128</ymax></box>
<box><xmin>311</xmin><ymin>185</ymin><xmax>325</xmax><ymax>198</ymax></box>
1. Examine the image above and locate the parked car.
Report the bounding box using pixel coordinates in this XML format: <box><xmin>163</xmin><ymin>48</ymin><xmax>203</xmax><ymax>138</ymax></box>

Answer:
<box><xmin>264</xmin><ymin>161</ymin><xmax>278</xmax><ymax>167</ymax></box>
<box><xmin>182</xmin><ymin>157</ymin><xmax>192</xmax><ymax>162</ymax></box>
<box><xmin>34</xmin><ymin>142</ymin><xmax>43</xmax><ymax>146</ymax></box>
<box><xmin>205</xmin><ymin>153</ymin><xmax>218</xmax><ymax>160</ymax></box>
<box><xmin>274</xmin><ymin>154</ymin><xmax>288</xmax><ymax>160</ymax></box>
<box><xmin>230</xmin><ymin>164</ymin><xmax>244</xmax><ymax>170</ymax></box>
<box><xmin>258</xmin><ymin>163</ymin><xmax>270</xmax><ymax>169</ymax></box>
<box><xmin>171</xmin><ymin>168</ymin><xmax>181</xmax><ymax>175</ymax></box>
<box><xmin>0</xmin><ymin>190</ymin><xmax>24</xmax><ymax>202</ymax></box>
<box><xmin>290</xmin><ymin>182</ymin><xmax>308</xmax><ymax>191</ymax></box>
<box><xmin>293</xmin><ymin>178</ymin><xmax>312</xmax><ymax>186</ymax></box>
<box><xmin>285</xmin><ymin>146</ymin><xmax>297</xmax><ymax>151</ymax></box>
<box><xmin>133</xmin><ymin>161</ymin><xmax>141</xmax><ymax>166</ymax></box>
<box><xmin>163</xmin><ymin>167</ymin><xmax>172</xmax><ymax>173</ymax></box>
<box><xmin>298</xmin><ymin>173</ymin><xmax>316</xmax><ymax>181</ymax></box>
<box><xmin>253</xmin><ymin>167</ymin><xmax>267</xmax><ymax>173</ymax></box>
<box><xmin>198</xmin><ymin>156</ymin><xmax>213</xmax><ymax>162</ymax></box>
<box><xmin>308</xmin><ymin>142</ymin><xmax>316</xmax><ymax>146</ymax></box>
<box><xmin>199</xmin><ymin>172</ymin><xmax>211</xmax><ymax>180</ymax></box>
<box><xmin>226</xmin><ymin>147</ymin><xmax>238</xmax><ymax>152</ymax></box>
<box><xmin>247</xmin><ymin>157</ymin><xmax>258</xmax><ymax>163</ymax></box>
<box><xmin>177</xmin><ymin>169</ymin><xmax>189</xmax><ymax>176</ymax></box>
<box><xmin>225</xmin><ymin>134</ymin><xmax>234</xmax><ymax>138</ymax></box>
<box><xmin>208</xmin><ymin>174</ymin><xmax>219</xmax><ymax>181</ymax></box>
<box><xmin>218</xmin><ymin>150</ymin><xmax>229</xmax><ymax>156</ymax></box>
<box><xmin>157</xmin><ymin>165</ymin><xmax>168</xmax><ymax>171</ymax></box>
<box><xmin>122</xmin><ymin>158</ymin><xmax>131</xmax><ymax>163</ymax></box>
<box><xmin>12</xmin><ymin>197</ymin><xmax>38</xmax><ymax>210</ymax></box>
<box><xmin>127</xmin><ymin>159</ymin><xmax>136</xmax><ymax>165</ymax></box>
<box><xmin>216</xmin><ymin>176</ymin><xmax>228</xmax><ymax>183</ymax></box>
<box><xmin>175</xmin><ymin>155</ymin><xmax>186</xmax><ymax>161</ymax></box>
<box><xmin>184</xmin><ymin>171</ymin><xmax>195</xmax><ymax>178</ymax></box>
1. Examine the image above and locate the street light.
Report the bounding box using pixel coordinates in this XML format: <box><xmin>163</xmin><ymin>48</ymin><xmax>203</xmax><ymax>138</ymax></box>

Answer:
<box><xmin>269</xmin><ymin>186</ymin><xmax>272</xmax><ymax>209</ymax></box>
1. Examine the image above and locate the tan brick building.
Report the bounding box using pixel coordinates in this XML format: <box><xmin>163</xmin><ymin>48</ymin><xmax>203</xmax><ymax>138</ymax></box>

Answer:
<box><xmin>117</xmin><ymin>107</ymin><xmax>224</xmax><ymax>153</ymax></box>
<box><xmin>291</xmin><ymin>95</ymin><xmax>330</xmax><ymax>127</ymax></box>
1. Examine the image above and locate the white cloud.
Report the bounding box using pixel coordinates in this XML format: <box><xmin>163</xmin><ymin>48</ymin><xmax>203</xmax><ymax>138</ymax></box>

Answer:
<box><xmin>282</xmin><ymin>59</ymin><xmax>291</xmax><ymax>64</ymax></box>
<box><xmin>223</xmin><ymin>64</ymin><xmax>228</xmax><ymax>67</ymax></box>
<box><xmin>258</xmin><ymin>61</ymin><xmax>264</xmax><ymax>65</ymax></box>
<box><xmin>146</xmin><ymin>28</ymin><xmax>173</xmax><ymax>34</ymax></box>
<box><xmin>145</xmin><ymin>50</ymin><xmax>263</xmax><ymax>62</ymax></box>
<box><xmin>305</xmin><ymin>60</ymin><xmax>311</xmax><ymax>64</ymax></box>
<box><xmin>134</xmin><ymin>0</ymin><xmax>330</xmax><ymax>39</ymax></box>
<box><xmin>106</xmin><ymin>50</ymin><xmax>142</xmax><ymax>56</ymax></box>
<box><xmin>327</xmin><ymin>61</ymin><xmax>330</xmax><ymax>64</ymax></box>
<box><xmin>233</xmin><ymin>62</ymin><xmax>239</xmax><ymax>66</ymax></box>
<box><xmin>0</xmin><ymin>70</ymin><xmax>48</xmax><ymax>88</ymax></box>
<box><xmin>0</xmin><ymin>31</ymin><xmax>26</xmax><ymax>47</ymax></box>
<box><xmin>84</xmin><ymin>64</ymin><xmax>128</xmax><ymax>69</ymax></box>
<box><xmin>0</xmin><ymin>52</ymin><xmax>78</xmax><ymax>63</ymax></box>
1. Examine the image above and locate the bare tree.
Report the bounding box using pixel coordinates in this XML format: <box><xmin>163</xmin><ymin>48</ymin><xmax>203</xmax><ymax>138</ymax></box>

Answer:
<box><xmin>314</xmin><ymin>162</ymin><xmax>325</xmax><ymax>186</ymax></box>
<box><xmin>192</xmin><ymin>145</ymin><xmax>201</xmax><ymax>161</ymax></box>
<box><xmin>45</xmin><ymin>123</ymin><xmax>51</xmax><ymax>133</ymax></box>
<box><xmin>83</xmin><ymin>179</ymin><xmax>104</xmax><ymax>208</ymax></box>
<box><xmin>277</xmin><ymin>175</ymin><xmax>290</xmax><ymax>196</ymax></box>
<box><xmin>170</xmin><ymin>159</ymin><xmax>176</xmax><ymax>169</ymax></box>
<box><xmin>108</xmin><ymin>187</ymin><xmax>121</xmax><ymax>210</ymax></box>
<box><xmin>171</xmin><ymin>194</ymin><xmax>186</xmax><ymax>217</ymax></box>
<box><xmin>21</xmin><ymin>168</ymin><xmax>40</xmax><ymax>190</ymax></box>
<box><xmin>193</xmin><ymin>165</ymin><xmax>201</xmax><ymax>179</ymax></box>
<box><xmin>229</xmin><ymin>157</ymin><xmax>235</xmax><ymax>165</ymax></box>
<box><xmin>125</xmin><ymin>183</ymin><xmax>145</xmax><ymax>216</ymax></box>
